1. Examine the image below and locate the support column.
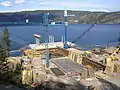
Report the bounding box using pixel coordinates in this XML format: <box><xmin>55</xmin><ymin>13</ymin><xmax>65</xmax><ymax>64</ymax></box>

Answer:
<box><xmin>64</xmin><ymin>14</ymin><xmax>68</xmax><ymax>48</ymax></box>
<box><xmin>45</xmin><ymin>41</ymin><xmax>49</xmax><ymax>68</ymax></box>
<box><xmin>35</xmin><ymin>38</ymin><xmax>40</xmax><ymax>45</ymax></box>
<box><xmin>34</xmin><ymin>34</ymin><xmax>41</xmax><ymax>45</ymax></box>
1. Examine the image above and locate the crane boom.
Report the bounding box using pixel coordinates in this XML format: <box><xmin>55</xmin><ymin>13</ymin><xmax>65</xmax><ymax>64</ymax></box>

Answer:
<box><xmin>72</xmin><ymin>24</ymin><xmax>95</xmax><ymax>43</ymax></box>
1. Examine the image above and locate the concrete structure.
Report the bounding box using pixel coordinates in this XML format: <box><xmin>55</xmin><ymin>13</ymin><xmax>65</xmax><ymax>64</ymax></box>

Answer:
<box><xmin>29</xmin><ymin>42</ymin><xmax>75</xmax><ymax>50</ymax></box>
<box><xmin>67</xmin><ymin>48</ymin><xmax>84</xmax><ymax>64</ymax></box>
<box><xmin>51</xmin><ymin>57</ymin><xmax>95</xmax><ymax>79</ymax></box>
<box><xmin>34</xmin><ymin>34</ymin><xmax>41</xmax><ymax>45</ymax></box>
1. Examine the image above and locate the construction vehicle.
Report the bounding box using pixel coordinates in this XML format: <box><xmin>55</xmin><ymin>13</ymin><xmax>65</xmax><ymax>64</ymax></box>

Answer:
<box><xmin>106</xmin><ymin>47</ymin><xmax>120</xmax><ymax>63</ymax></box>
<box><xmin>105</xmin><ymin>46</ymin><xmax>120</xmax><ymax>75</ymax></box>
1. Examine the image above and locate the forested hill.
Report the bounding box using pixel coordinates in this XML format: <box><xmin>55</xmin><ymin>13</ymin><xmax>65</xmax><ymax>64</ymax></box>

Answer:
<box><xmin>0</xmin><ymin>10</ymin><xmax>120</xmax><ymax>24</ymax></box>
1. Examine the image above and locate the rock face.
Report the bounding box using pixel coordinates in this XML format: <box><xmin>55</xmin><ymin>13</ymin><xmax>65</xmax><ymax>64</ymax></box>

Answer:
<box><xmin>0</xmin><ymin>10</ymin><xmax>120</xmax><ymax>24</ymax></box>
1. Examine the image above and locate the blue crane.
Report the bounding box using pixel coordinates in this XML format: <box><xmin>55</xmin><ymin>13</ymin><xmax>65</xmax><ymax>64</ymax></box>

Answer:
<box><xmin>41</xmin><ymin>10</ymin><xmax>79</xmax><ymax>48</ymax></box>
<box><xmin>63</xmin><ymin>10</ymin><xmax>79</xmax><ymax>48</ymax></box>
<box><xmin>0</xmin><ymin>10</ymin><xmax>79</xmax><ymax>49</ymax></box>
<box><xmin>42</xmin><ymin>13</ymin><xmax>49</xmax><ymax>32</ymax></box>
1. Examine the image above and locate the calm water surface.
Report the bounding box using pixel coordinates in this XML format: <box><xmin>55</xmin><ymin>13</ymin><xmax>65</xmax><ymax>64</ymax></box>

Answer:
<box><xmin>0</xmin><ymin>24</ymin><xmax>120</xmax><ymax>50</ymax></box>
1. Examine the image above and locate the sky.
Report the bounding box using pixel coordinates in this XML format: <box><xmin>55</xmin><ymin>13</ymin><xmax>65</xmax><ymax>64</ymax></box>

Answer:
<box><xmin>0</xmin><ymin>0</ymin><xmax>120</xmax><ymax>12</ymax></box>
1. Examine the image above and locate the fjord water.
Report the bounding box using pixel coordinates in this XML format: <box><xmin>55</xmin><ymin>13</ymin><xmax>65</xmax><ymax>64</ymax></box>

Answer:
<box><xmin>0</xmin><ymin>24</ymin><xmax>120</xmax><ymax>50</ymax></box>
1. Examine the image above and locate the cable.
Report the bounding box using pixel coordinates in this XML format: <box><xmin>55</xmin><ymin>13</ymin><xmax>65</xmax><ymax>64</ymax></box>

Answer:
<box><xmin>72</xmin><ymin>24</ymin><xmax>94</xmax><ymax>43</ymax></box>
<box><xmin>10</xmin><ymin>33</ymin><xmax>29</xmax><ymax>45</ymax></box>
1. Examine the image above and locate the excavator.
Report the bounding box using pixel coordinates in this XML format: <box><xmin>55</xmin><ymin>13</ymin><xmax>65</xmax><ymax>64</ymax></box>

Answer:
<box><xmin>106</xmin><ymin>33</ymin><xmax>120</xmax><ymax>63</ymax></box>
<box><xmin>105</xmin><ymin>33</ymin><xmax>120</xmax><ymax>75</ymax></box>
<box><xmin>106</xmin><ymin>47</ymin><xmax>120</xmax><ymax>62</ymax></box>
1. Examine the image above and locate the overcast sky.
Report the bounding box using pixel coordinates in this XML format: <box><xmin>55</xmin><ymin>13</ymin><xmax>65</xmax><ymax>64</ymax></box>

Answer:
<box><xmin>0</xmin><ymin>0</ymin><xmax>119</xmax><ymax>12</ymax></box>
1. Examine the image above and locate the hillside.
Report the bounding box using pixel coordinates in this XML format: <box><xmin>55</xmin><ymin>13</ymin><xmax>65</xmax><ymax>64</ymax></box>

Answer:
<box><xmin>0</xmin><ymin>10</ymin><xmax>120</xmax><ymax>24</ymax></box>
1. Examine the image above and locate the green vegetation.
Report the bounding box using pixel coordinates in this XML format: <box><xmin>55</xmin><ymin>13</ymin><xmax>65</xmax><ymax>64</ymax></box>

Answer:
<box><xmin>0</xmin><ymin>45</ymin><xmax>8</xmax><ymax>75</ymax></box>
<box><xmin>0</xmin><ymin>27</ymin><xmax>10</xmax><ymax>75</ymax></box>
<box><xmin>0</xmin><ymin>27</ymin><xmax>22</xmax><ymax>85</ymax></box>
<box><xmin>2</xmin><ymin>27</ymin><xmax>11</xmax><ymax>56</ymax></box>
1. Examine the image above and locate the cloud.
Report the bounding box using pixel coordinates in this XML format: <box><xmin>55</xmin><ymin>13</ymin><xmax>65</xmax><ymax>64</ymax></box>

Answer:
<box><xmin>0</xmin><ymin>1</ymin><xmax>12</xmax><ymax>7</ymax></box>
<box><xmin>40</xmin><ymin>1</ymin><xmax>106</xmax><ymax>10</ymax></box>
<box><xmin>88</xmin><ymin>9</ymin><xmax>110</xmax><ymax>12</ymax></box>
<box><xmin>14</xmin><ymin>0</ymin><xmax>26</xmax><ymax>4</ymax></box>
<box><xmin>0</xmin><ymin>0</ymin><xmax>114</xmax><ymax>12</ymax></box>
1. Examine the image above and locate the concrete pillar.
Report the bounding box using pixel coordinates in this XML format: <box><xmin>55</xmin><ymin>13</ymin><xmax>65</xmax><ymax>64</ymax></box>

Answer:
<box><xmin>53</xmin><ymin>36</ymin><xmax>54</xmax><ymax>43</ymax></box>
<box><xmin>50</xmin><ymin>36</ymin><xmax>52</xmax><ymax>43</ymax></box>
<box><xmin>49</xmin><ymin>35</ymin><xmax>50</xmax><ymax>43</ymax></box>
<box><xmin>61</xmin><ymin>36</ymin><xmax>63</xmax><ymax>42</ymax></box>
<box><xmin>35</xmin><ymin>37</ymin><xmax>40</xmax><ymax>45</ymax></box>
<box><xmin>34</xmin><ymin>34</ymin><xmax>40</xmax><ymax>45</ymax></box>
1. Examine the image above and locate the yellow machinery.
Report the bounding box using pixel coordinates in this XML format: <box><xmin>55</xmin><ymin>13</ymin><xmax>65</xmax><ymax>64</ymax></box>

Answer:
<box><xmin>34</xmin><ymin>34</ymin><xmax>41</xmax><ymax>38</ymax></box>
<box><xmin>105</xmin><ymin>46</ymin><xmax>120</xmax><ymax>74</ymax></box>
<box><xmin>106</xmin><ymin>47</ymin><xmax>120</xmax><ymax>64</ymax></box>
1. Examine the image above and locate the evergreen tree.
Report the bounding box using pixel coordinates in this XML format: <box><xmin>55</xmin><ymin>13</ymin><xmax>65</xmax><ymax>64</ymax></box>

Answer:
<box><xmin>0</xmin><ymin>27</ymin><xmax>10</xmax><ymax>76</ymax></box>
<box><xmin>0</xmin><ymin>45</ymin><xmax>8</xmax><ymax>75</ymax></box>
<box><xmin>2</xmin><ymin>27</ymin><xmax>11</xmax><ymax>56</ymax></box>
<box><xmin>0</xmin><ymin>45</ymin><xmax>7</xmax><ymax>62</ymax></box>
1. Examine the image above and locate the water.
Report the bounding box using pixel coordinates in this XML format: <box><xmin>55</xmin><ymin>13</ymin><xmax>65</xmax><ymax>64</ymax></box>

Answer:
<box><xmin>0</xmin><ymin>24</ymin><xmax>120</xmax><ymax>50</ymax></box>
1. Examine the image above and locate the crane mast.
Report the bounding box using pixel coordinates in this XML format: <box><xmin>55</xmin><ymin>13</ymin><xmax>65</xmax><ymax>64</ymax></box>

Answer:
<box><xmin>64</xmin><ymin>10</ymin><xmax>69</xmax><ymax>49</ymax></box>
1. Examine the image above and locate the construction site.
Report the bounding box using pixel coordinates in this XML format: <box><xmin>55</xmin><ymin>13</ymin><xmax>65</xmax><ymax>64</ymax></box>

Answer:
<box><xmin>7</xmin><ymin>33</ymin><xmax>120</xmax><ymax>90</ymax></box>
<box><xmin>6</xmin><ymin>10</ymin><xmax>120</xmax><ymax>90</ymax></box>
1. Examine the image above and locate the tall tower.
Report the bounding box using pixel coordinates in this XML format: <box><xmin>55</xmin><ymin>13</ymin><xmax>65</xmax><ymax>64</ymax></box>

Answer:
<box><xmin>64</xmin><ymin>10</ymin><xmax>69</xmax><ymax>49</ymax></box>
<box><xmin>43</xmin><ymin>13</ymin><xmax>49</xmax><ymax>31</ymax></box>
<box><xmin>63</xmin><ymin>10</ymin><xmax>78</xmax><ymax>48</ymax></box>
